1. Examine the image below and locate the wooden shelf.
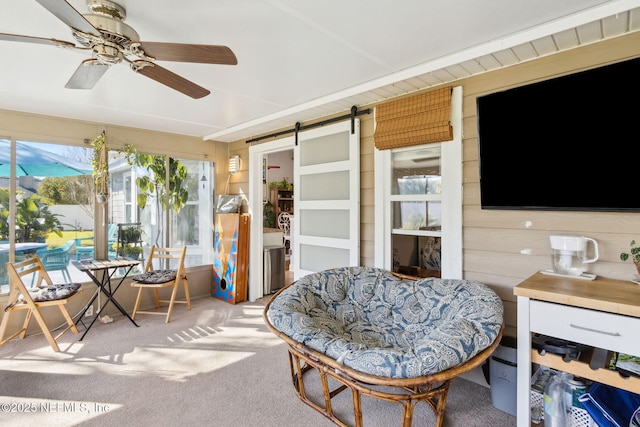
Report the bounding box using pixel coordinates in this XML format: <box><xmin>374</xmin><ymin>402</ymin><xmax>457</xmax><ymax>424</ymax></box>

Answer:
<box><xmin>270</xmin><ymin>188</ymin><xmax>293</xmax><ymax>216</ymax></box>
<box><xmin>531</xmin><ymin>350</ymin><xmax>640</xmax><ymax>393</ymax></box>
<box><xmin>395</xmin><ymin>265</ymin><xmax>440</xmax><ymax>279</ymax></box>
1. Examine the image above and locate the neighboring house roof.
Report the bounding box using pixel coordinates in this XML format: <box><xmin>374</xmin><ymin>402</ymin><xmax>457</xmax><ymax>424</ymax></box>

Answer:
<box><xmin>0</xmin><ymin>176</ymin><xmax>39</xmax><ymax>197</ymax></box>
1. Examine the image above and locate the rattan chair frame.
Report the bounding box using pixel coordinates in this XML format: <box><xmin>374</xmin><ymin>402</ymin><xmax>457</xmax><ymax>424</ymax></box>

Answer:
<box><xmin>263</xmin><ymin>285</ymin><xmax>503</xmax><ymax>427</ymax></box>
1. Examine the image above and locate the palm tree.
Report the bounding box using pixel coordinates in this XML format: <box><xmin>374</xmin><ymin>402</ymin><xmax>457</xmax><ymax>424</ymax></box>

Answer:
<box><xmin>9</xmin><ymin>192</ymin><xmax>63</xmax><ymax>242</ymax></box>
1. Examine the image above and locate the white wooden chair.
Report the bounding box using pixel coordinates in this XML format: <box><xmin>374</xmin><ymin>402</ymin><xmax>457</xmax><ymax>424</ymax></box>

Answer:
<box><xmin>130</xmin><ymin>246</ymin><xmax>190</xmax><ymax>323</ymax></box>
<box><xmin>277</xmin><ymin>212</ymin><xmax>292</xmax><ymax>251</ymax></box>
<box><xmin>0</xmin><ymin>256</ymin><xmax>82</xmax><ymax>352</ymax></box>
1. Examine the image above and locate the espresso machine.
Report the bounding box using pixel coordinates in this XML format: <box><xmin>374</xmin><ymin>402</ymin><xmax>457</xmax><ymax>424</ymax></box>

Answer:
<box><xmin>543</xmin><ymin>235</ymin><xmax>599</xmax><ymax>280</ymax></box>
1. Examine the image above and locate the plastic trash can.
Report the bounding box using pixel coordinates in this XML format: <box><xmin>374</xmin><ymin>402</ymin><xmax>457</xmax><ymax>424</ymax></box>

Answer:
<box><xmin>489</xmin><ymin>335</ymin><xmax>518</xmax><ymax>416</ymax></box>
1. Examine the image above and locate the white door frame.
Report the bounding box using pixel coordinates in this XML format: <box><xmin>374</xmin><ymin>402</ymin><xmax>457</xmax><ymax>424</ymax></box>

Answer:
<box><xmin>248</xmin><ymin>137</ymin><xmax>294</xmax><ymax>301</ymax></box>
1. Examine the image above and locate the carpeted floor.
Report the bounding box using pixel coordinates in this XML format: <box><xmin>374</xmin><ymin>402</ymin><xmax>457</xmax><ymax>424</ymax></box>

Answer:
<box><xmin>0</xmin><ymin>296</ymin><xmax>516</xmax><ymax>426</ymax></box>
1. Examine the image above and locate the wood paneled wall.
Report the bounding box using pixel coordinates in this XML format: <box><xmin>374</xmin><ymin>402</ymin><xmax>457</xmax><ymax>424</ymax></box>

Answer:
<box><xmin>234</xmin><ymin>31</ymin><xmax>640</xmax><ymax>337</ymax></box>
<box><xmin>460</xmin><ymin>32</ymin><xmax>640</xmax><ymax>336</ymax></box>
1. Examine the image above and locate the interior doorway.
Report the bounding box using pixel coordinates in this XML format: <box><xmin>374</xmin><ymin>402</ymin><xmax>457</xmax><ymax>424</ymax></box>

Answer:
<box><xmin>248</xmin><ymin>119</ymin><xmax>360</xmax><ymax>301</ymax></box>
<box><xmin>264</xmin><ymin>149</ymin><xmax>294</xmax><ymax>282</ymax></box>
<box><xmin>248</xmin><ymin>137</ymin><xmax>296</xmax><ymax>301</ymax></box>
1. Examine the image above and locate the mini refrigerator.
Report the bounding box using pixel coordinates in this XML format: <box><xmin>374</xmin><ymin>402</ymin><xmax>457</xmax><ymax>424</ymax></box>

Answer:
<box><xmin>263</xmin><ymin>246</ymin><xmax>285</xmax><ymax>294</ymax></box>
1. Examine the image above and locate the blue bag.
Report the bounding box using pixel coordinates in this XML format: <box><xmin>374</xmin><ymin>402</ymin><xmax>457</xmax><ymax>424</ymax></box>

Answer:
<box><xmin>578</xmin><ymin>382</ymin><xmax>640</xmax><ymax>427</ymax></box>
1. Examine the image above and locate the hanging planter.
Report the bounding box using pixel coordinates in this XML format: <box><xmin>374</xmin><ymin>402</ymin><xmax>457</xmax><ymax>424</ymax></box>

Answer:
<box><xmin>92</xmin><ymin>131</ymin><xmax>110</xmax><ymax>203</ymax></box>
<box><xmin>90</xmin><ymin>132</ymin><xmax>136</xmax><ymax>203</ymax></box>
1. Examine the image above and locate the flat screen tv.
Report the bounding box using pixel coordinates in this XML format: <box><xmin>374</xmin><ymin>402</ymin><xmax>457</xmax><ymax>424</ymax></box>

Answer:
<box><xmin>476</xmin><ymin>56</ymin><xmax>640</xmax><ymax>212</ymax></box>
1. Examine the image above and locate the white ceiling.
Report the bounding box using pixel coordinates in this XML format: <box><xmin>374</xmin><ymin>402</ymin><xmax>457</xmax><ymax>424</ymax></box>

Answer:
<box><xmin>1</xmin><ymin>0</ymin><xmax>639</xmax><ymax>143</ymax></box>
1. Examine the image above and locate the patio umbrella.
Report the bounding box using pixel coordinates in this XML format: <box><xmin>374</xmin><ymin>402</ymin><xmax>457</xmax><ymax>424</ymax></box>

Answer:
<box><xmin>0</xmin><ymin>140</ymin><xmax>92</xmax><ymax>177</ymax></box>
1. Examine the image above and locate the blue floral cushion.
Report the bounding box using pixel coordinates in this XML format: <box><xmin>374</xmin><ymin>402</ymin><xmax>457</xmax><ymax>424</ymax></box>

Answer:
<box><xmin>267</xmin><ymin>266</ymin><xmax>503</xmax><ymax>379</ymax></box>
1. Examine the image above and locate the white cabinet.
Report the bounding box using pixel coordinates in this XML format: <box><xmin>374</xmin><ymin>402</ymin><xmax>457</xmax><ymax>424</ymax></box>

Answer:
<box><xmin>530</xmin><ymin>300</ymin><xmax>640</xmax><ymax>356</ymax></box>
<box><xmin>514</xmin><ymin>272</ymin><xmax>640</xmax><ymax>426</ymax></box>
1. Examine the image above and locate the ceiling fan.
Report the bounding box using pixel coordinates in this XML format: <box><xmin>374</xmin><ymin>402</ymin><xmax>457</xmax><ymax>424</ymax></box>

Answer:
<box><xmin>0</xmin><ymin>0</ymin><xmax>237</xmax><ymax>99</ymax></box>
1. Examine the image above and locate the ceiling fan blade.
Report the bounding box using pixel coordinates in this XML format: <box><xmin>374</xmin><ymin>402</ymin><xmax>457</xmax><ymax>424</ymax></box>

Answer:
<box><xmin>0</xmin><ymin>32</ymin><xmax>77</xmax><ymax>48</ymax></box>
<box><xmin>131</xmin><ymin>61</ymin><xmax>210</xmax><ymax>99</ymax></box>
<box><xmin>137</xmin><ymin>42</ymin><xmax>237</xmax><ymax>65</ymax></box>
<box><xmin>65</xmin><ymin>59</ymin><xmax>110</xmax><ymax>89</ymax></box>
<box><xmin>36</xmin><ymin>0</ymin><xmax>101</xmax><ymax>37</ymax></box>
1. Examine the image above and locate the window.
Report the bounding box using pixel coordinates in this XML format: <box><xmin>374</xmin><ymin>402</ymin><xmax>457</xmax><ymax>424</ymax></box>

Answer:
<box><xmin>375</xmin><ymin>86</ymin><xmax>462</xmax><ymax>279</ymax></box>
<box><xmin>390</xmin><ymin>145</ymin><xmax>443</xmax><ymax>277</ymax></box>
<box><xmin>113</xmin><ymin>155</ymin><xmax>214</xmax><ymax>268</ymax></box>
<box><xmin>171</xmin><ymin>159</ymin><xmax>214</xmax><ymax>266</ymax></box>
<box><xmin>1</xmin><ymin>140</ymin><xmax>215</xmax><ymax>294</ymax></box>
<box><xmin>0</xmin><ymin>140</ymin><xmax>94</xmax><ymax>294</ymax></box>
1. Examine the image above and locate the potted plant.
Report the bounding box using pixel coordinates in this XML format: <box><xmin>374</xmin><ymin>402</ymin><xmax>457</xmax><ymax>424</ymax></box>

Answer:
<box><xmin>263</xmin><ymin>201</ymin><xmax>275</xmax><ymax>228</ymax></box>
<box><xmin>619</xmin><ymin>240</ymin><xmax>640</xmax><ymax>274</ymax></box>
<box><xmin>268</xmin><ymin>178</ymin><xmax>293</xmax><ymax>190</ymax></box>
<box><xmin>122</xmin><ymin>245</ymin><xmax>143</xmax><ymax>260</ymax></box>
<box><xmin>118</xmin><ymin>225</ymin><xmax>142</xmax><ymax>243</ymax></box>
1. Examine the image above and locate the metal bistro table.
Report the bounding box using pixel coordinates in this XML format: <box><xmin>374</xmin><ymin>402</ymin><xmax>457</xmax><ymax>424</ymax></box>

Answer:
<box><xmin>72</xmin><ymin>257</ymin><xmax>141</xmax><ymax>340</ymax></box>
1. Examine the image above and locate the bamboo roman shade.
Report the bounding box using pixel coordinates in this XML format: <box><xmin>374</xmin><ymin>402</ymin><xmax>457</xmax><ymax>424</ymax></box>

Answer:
<box><xmin>374</xmin><ymin>86</ymin><xmax>453</xmax><ymax>150</ymax></box>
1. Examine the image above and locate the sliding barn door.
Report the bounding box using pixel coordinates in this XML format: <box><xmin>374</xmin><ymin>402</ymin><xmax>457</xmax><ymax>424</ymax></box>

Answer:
<box><xmin>293</xmin><ymin>119</ymin><xmax>360</xmax><ymax>276</ymax></box>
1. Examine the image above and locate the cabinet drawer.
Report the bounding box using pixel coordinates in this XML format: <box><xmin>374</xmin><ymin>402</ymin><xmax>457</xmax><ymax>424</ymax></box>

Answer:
<box><xmin>530</xmin><ymin>300</ymin><xmax>640</xmax><ymax>356</ymax></box>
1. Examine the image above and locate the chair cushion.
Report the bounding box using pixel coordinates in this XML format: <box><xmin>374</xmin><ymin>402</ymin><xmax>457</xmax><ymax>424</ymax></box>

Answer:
<box><xmin>28</xmin><ymin>282</ymin><xmax>81</xmax><ymax>302</ymax></box>
<box><xmin>267</xmin><ymin>266</ymin><xmax>504</xmax><ymax>379</ymax></box>
<box><xmin>134</xmin><ymin>269</ymin><xmax>177</xmax><ymax>284</ymax></box>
